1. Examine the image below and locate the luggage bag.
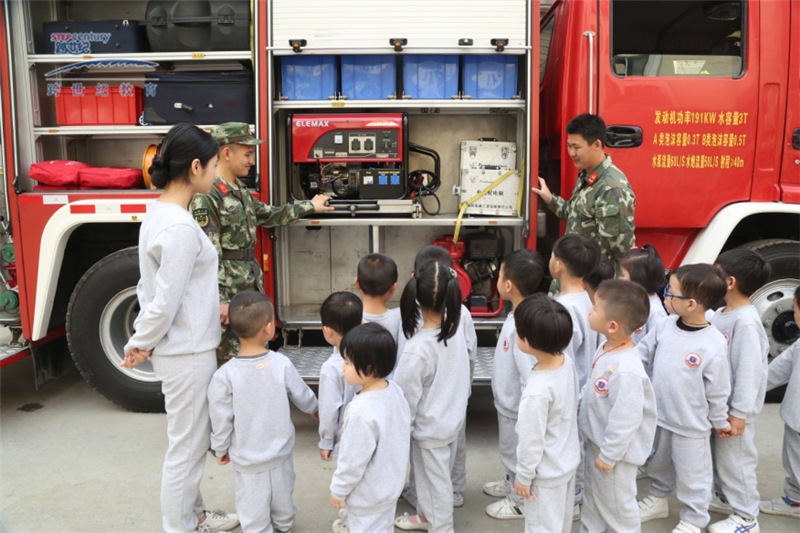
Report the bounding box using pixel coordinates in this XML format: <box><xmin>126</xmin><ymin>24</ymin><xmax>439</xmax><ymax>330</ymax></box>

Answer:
<box><xmin>143</xmin><ymin>0</ymin><xmax>251</xmax><ymax>52</ymax></box>
<box><xmin>43</xmin><ymin>20</ymin><xmax>148</xmax><ymax>54</ymax></box>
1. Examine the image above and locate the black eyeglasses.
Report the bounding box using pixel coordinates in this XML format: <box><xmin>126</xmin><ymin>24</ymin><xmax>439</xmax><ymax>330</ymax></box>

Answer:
<box><xmin>663</xmin><ymin>285</ymin><xmax>694</xmax><ymax>301</ymax></box>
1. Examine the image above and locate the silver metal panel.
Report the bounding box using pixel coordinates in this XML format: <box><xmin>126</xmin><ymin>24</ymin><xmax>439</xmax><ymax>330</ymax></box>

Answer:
<box><xmin>459</xmin><ymin>140</ymin><xmax>521</xmax><ymax>216</ymax></box>
<box><xmin>27</xmin><ymin>51</ymin><xmax>252</xmax><ymax>63</ymax></box>
<box><xmin>0</xmin><ymin>343</ymin><xmax>28</xmax><ymax>362</ymax></box>
<box><xmin>32</xmin><ymin>125</ymin><xmax>253</xmax><ymax>137</ymax></box>
<box><xmin>294</xmin><ymin>217</ymin><xmax>525</xmax><ymax>227</ymax></box>
<box><xmin>272</xmin><ymin>100</ymin><xmax>526</xmax><ymax>112</ymax></box>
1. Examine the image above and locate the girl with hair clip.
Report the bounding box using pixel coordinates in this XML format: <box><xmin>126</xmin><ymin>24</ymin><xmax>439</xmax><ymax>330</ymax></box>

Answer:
<box><xmin>121</xmin><ymin>124</ymin><xmax>238</xmax><ymax>533</ymax></box>
<box><xmin>621</xmin><ymin>244</ymin><xmax>669</xmax><ymax>344</ymax></box>
<box><xmin>394</xmin><ymin>261</ymin><xmax>471</xmax><ymax>533</ymax></box>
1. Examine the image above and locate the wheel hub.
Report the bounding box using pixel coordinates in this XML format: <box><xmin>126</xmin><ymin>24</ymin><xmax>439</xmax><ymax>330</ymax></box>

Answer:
<box><xmin>751</xmin><ymin>279</ymin><xmax>800</xmax><ymax>361</ymax></box>
<box><xmin>99</xmin><ymin>287</ymin><xmax>159</xmax><ymax>382</ymax></box>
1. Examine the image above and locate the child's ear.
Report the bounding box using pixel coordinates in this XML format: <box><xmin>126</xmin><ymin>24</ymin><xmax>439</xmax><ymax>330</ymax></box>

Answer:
<box><xmin>265</xmin><ymin>320</ymin><xmax>275</xmax><ymax>338</ymax></box>
<box><xmin>686</xmin><ymin>298</ymin><xmax>699</xmax><ymax>313</ymax></box>
<box><xmin>608</xmin><ymin>319</ymin><xmax>620</xmax><ymax>336</ymax></box>
<box><xmin>322</xmin><ymin>325</ymin><xmax>332</xmax><ymax>337</ymax></box>
<box><xmin>726</xmin><ymin>275</ymin><xmax>736</xmax><ymax>291</ymax></box>
<box><xmin>354</xmin><ymin>278</ymin><xmax>362</xmax><ymax>291</ymax></box>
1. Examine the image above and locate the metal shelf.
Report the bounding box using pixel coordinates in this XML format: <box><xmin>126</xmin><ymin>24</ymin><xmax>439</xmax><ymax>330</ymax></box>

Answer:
<box><xmin>28</xmin><ymin>51</ymin><xmax>252</xmax><ymax>64</ymax></box>
<box><xmin>294</xmin><ymin>216</ymin><xmax>525</xmax><ymax>227</ymax></box>
<box><xmin>33</xmin><ymin>124</ymin><xmax>254</xmax><ymax>137</ymax></box>
<box><xmin>272</xmin><ymin>99</ymin><xmax>526</xmax><ymax>112</ymax></box>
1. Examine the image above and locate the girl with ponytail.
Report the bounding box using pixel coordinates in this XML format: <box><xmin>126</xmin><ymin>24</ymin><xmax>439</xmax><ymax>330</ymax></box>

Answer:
<box><xmin>621</xmin><ymin>244</ymin><xmax>669</xmax><ymax>343</ymax></box>
<box><xmin>394</xmin><ymin>261</ymin><xmax>470</xmax><ymax>532</ymax></box>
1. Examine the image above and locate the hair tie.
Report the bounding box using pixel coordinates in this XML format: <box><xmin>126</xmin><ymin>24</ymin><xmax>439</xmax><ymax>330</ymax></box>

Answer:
<box><xmin>630</xmin><ymin>246</ymin><xmax>640</xmax><ymax>250</ymax></box>
<box><xmin>448</xmin><ymin>267</ymin><xmax>458</xmax><ymax>279</ymax></box>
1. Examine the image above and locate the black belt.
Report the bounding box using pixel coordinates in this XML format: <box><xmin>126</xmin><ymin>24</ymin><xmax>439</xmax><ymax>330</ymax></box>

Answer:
<box><xmin>221</xmin><ymin>248</ymin><xmax>255</xmax><ymax>261</ymax></box>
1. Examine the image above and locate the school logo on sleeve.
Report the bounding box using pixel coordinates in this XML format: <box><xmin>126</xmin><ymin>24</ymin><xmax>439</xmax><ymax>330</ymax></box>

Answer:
<box><xmin>503</xmin><ymin>337</ymin><xmax>510</xmax><ymax>352</ymax></box>
<box><xmin>634</xmin><ymin>326</ymin><xmax>643</xmax><ymax>335</ymax></box>
<box><xmin>723</xmin><ymin>332</ymin><xmax>731</xmax><ymax>345</ymax></box>
<box><xmin>594</xmin><ymin>377</ymin><xmax>609</xmax><ymax>395</ymax></box>
<box><xmin>685</xmin><ymin>353</ymin><xmax>702</xmax><ymax>368</ymax></box>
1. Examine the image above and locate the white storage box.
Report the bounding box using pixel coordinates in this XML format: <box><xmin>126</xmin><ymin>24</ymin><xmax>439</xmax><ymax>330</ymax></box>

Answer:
<box><xmin>459</xmin><ymin>140</ymin><xmax>520</xmax><ymax>216</ymax></box>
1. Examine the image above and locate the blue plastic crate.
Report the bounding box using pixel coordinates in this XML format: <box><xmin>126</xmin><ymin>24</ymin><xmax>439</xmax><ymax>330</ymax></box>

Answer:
<box><xmin>462</xmin><ymin>56</ymin><xmax>519</xmax><ymax>99</ymax></box>
<box><xmin>402</xmin><ymin>55</ymin><xmax>459</xmax><ymax>99</ymax></box>
<box><xmin>340</xmin><ymin>55</ymin><xmax>396</xmax><ymax>100</ymax></box>
<box><xmin>281</xmin><ymin>55</ymin><xmax>337</xmax><ymax>100</ymax></box>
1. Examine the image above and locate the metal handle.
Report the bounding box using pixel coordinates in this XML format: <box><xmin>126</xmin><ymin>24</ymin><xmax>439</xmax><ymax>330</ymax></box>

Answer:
<box><xmin>583</xmin><ymin>31</ymin><xmax>596</xmax><ymax>114</ymax></box>
<box><xmin>792</xmin><ymin>127</ymin><xmax>800</xmax><ymax>150</ymax></box>
<box><xmin>606</xmin><ymin>126</ymin><xmax>644</xmax><ymax>148</ymax></box>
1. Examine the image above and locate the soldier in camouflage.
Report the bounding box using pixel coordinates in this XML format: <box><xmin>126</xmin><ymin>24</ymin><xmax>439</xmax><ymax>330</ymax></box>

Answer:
<box><xmin>532</xmin><ymin>114</ymin><xmax>636</xmax><ymax>292</ymax></box>
<box><xmin>190</xmin><ymin>123</ymin><xmax>333</xmax><ymax>360</ymax></box>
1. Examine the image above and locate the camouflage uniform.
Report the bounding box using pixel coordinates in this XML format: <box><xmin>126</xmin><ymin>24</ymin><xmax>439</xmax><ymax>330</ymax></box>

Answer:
<box><xmin>190</xmin><ymin>124</ymin><xmax>315</xmax><ymax>360</ymax></box>
<box><xmin>547</xmin><ymin>155</ymin><xmax>636</xmax><ymax>292</ymax></box>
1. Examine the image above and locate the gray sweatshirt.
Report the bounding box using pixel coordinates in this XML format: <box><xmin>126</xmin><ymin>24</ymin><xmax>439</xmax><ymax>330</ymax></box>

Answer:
<box><xmin>364</xmin><ymin>308</ymin><xmax>405</xmax><ymax>378</ymax></box>
<box><xmin>709</xmin><ymin>305</ymin><xmax>769</xmax><ymax>420</ymax></box>
<box><xmin>413</xmin><ymin>304</ymin><xmax>477</xmax><ymax>363</ymax></box>
<box><xmin>579</xmin><ymin>346</ymin><xmax>657</xmax><ymax>467</ymax></box>
<box><xmin>632</xmin><ymin>294</ymin><xmax>668</xmax><ymax>345</ymax></box>
<box><xmin>125</xmin><ymin>201</ymin><xmax>220</xmax><ymax>355</ymax></box>
<box><xmin>515</xmin><ymin>356</ymin><xmax>581</xmax><ymax>487</ymax></box>
<box><xmin>638</xmin><ymin>316</ymin><xmax>731</xmax><ymax>438</ymax></box>
<box><xmin>394</xmin><ymin>327</ymin><xmax>471</xmax><ymax>448</ymax></box>
<box><xmin>329</xmin><ymin>381</ymin><xmax>411</xmax><ymax>513</ymax></box>
<box><xmin>208</xmin><ymin>351</ymin><xmax>319</xmax><ymax>472</ymax></box>
<box><xmin>767</xmin><ymin>339</ymin><xmax>800</xmax><ymax>431</ymax></box>
<box><xmin>556</xmin><ymin>291</ymin><xmax>599</xmax><ymax>387</ymax></box>
<box><xmin>492</xmin><ymin>313</ymin><xmax>531</xmax><ymax>418</ymax></box>
<box><xmin>318</xmin><ymin>348</ymin><xmax>360</xmax><ymax>454</ymax></box>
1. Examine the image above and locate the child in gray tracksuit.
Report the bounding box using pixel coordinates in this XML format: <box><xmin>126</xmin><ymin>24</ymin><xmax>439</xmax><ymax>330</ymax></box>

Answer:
<box><xmin>394</xmin><ymin>260</ymin><xmax>471</xmax><ymax>533</ymax></box>
<box><xmin>637</xmin><ymin>264</ymin><xmax>732</xmax><ymax>533</ymax></box>
<box><xmin>620</xmin><ymin>245</ymin><xmax>669</xmax><ymax>344</ymax></box>
<box><xmin>580</xmin><ymin>280</ymin><xmax>657</xmax><ymax>533</ymax></box>
<box><xmin>208</xmin><ymin>292</ymin><xmax>319</xmax><ymax>533</ymax></box>
<box><xmin>512</xmin><ymin>294</ymin><xmax>581</xmax><ymax>533</ymax></box>
<box><xmin>759</xmin><ymin>285</ymin><xmax>800</xmax><ymax>520</ymax></box>
<box><xmin>318</xmin><ymin>292</ymin><xmax>363</xmax><ymax>462</ymax></box>
<box><xmin>707</xmin><ymin>250</ymin><xmax>771</xmax><ymax>533</ymax></box>
<box><xmin>329</xmin><ymin>323</ymin><xmax>411</xmax><ymax>533</ymax></box>
<box><xmin>484</xmin><ymin>249</ymin><xmax>545</xmax><ymax>520</ymax></box>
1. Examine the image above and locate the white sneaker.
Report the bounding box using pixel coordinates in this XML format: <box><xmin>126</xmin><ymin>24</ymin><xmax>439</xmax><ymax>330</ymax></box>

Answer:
<box><xmin>486</xmin><ymin>495</ymin><xmax>525</xmax><ymax>520</ymax></box>
<box><xmin>394</xmin><ymin>513</ymin><xmax>430</xmax><ymax>531</ymax></box>
<box><xmin>200</xmin><ymin>510</ymin><xmax>239</xmax><ymax>531</ymax></box>
<box><xmin>759</xmin><ymin>496</ymin><xmax>800</xmax><ymax>518</ymax></box>
<box><xmin>483</xmin><ymin>477</ymin><xmax>512</xmax><ymax>498</ymax></box>
<box><xmin>453</xmin><ymin>492</ymin><xmax>464</xmax><ymax>508</ymax></box>
<box><xmin>400</xmin><ymin>484</ymin><xmax>418</xmax><ymax>509</ymax></box>
<box><xmin>708</xmin><ymin>514</ymin><xmax>759</xmax><ymax>533</ymax></box>
<box><xmin>194</xmin><ymin>524</ymin><xmax>219</xmax><ymax>533</ymax></box>
<box><xmin>332</xmin><ymin>518</ymin><xmax>349</xmax><ymax>533</ymax></box>
<box><xmin>638</xmin><ymin>495</ymin><xmax>669</xmax><ymax>523</ymax></box>
<box><xmin>709</xmin><ymin>494</ymin><xmax>733</xmax><ymax>514</ymax></box>
<box><xmin>671</xmin><ymin>520</ymin><xmax>702</xmax><ymax>533</ymax></box>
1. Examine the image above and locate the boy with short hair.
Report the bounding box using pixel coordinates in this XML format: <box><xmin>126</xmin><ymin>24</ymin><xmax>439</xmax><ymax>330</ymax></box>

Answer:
<box><xmin>637</xmin><ymin>264</ymin><xmax>732</xmax><ymax>533</ymax></box>
<box><xmin>582</xmin><ymin>254</ymin><xmax>615</xmax><ymax>305</ymax></box>
<box><xmin>318</xmin><ymin>292</ymin><xmax>363</xmax><ymax>462</ymax></box>
<box><xmin>759</xmin><ymin>286</ymin><xmax>800</xmax><ymax>520</ymax></box>
<box><xmin>581</xmin><ymin>279</ymin><xmax>657</xmax><ymax>532</ymax></box>
<box><xmin>483</xmin><ymin>249</ymin><xmax>546</xmax><ymax>520</ymax></box>
<box><xmin>330</xmin><ymin>323</ymin><xmax>411</xmax><ymax>533</ymax></box>
<box><xmin>513</xmin><ymin>294</ymin><xmax>581</xmax><ymax>533</ymax></box>
<box><xmin>208</xmin><ymin>291</ymin><xmax>319</xmax><ymax>533</ymax></box>
<box><xmin>356</xmin><ymin>253</ymin><xmax>404</xmax><ymax>373</ymax></box>
<box><xmin>706</xmin><ymin>249</ymin><xmax>771</xmax><ymax>533</ymax></box>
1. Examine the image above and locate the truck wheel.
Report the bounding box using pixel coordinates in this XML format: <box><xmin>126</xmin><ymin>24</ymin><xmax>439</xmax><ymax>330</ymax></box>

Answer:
<box><xmin>66</xmin><ymin>247</ymin><xmax>164</xmax><ymax>412</ymax></box>
<box><xmin>741</xmin><ymin>239</ymin><xmax>800</xmax><ymax>402</ymax></box>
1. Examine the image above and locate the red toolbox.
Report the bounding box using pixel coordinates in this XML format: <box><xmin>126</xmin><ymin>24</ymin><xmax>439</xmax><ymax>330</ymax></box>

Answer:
<box><xmin>55</xmin><ymin>85</ymin><xmax>143</xmax><ymax>126</ymax></box>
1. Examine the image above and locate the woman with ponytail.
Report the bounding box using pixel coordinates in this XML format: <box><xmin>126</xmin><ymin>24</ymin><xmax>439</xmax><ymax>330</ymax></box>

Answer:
<box><xmin>621</xmin><ymin>244</ymin><xmax>668</xmax><ymax>344</ymax></box>
<box><xmin>394</xmin><ymin>261</ymin><xmax>470</xmax><ymax>533</ymax></box>
<box><xmin>121</xmin><ymin>124</ymin><xmax>238</xmax><ymax>533</ymax></box>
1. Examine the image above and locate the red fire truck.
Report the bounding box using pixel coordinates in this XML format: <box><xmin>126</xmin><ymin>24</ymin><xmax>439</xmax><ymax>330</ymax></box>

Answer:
<box><xmin>0</xmin><ymin>0</ymin><xmax>797</xmax><ymax>412</ymax></box>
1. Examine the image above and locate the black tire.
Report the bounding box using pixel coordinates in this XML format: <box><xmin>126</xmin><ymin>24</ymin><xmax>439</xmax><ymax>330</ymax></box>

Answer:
<box><xmin>740</xmin><ymin>239</ymin><xmax>800</xmax><ymax>403</ymax></box>
<box><xmin>66</xmin><ymin>247</ymin><xmax>164</xmax><ymax>412</ymax></box>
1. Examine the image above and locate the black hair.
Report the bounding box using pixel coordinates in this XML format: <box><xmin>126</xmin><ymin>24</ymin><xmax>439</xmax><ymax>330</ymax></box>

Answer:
<box><xmin>357</xmin><ymin>253</ymin><xmax>399</xmax><ymax>297</ymax></box>
<box><xmin>414</xmin><ymin>245</ymin><xmax>454</xmax><ymax>271</ymax></box>
<box><xmin>715</xmin><ymin>249</ymin><xmax>772</xmax><ymax>297</ymax></box>
<box><xmin>583</xmin><ymin>255</ymin><xmax>615</xmax><ymax>292</ymax></box>
<box><xmin>566</xmin><ymin>114</ymin><xmax>607</xmax><ymax>147</ymax></box>
<box><xmin>552</xmin><ymin>234</ymin><xmax>601</xmax><ymax>279</ymax></box>
<box><xmin>596</xmin><ymin>279</ymin><xmax>650</xmax><ymax>334</ymax></box>
<box><xmin>501</xmin><ymin>249</ymin><xmax>545</xmax><ymax>297</ymax></box>
<box><xmin>400</xmin><ymin>260</ymin><xmax>461</xmax><ymax>343</ymax></box>
<box><xmin>340</xmin><ymin>323</ymin><xmax>397</xmax><ymax>379</ymax></box>
<box><xmin>229</xmin><ymin>290</ymin><xmax>273</xmax><ymax>340</ymax></box>
<box><xmin>514</xmin><ymin>294</ymin><xmax>573</xmax><ymax>354</ymax></box>
<box><xmin>672</xmin><ymin>264</ymin><xmax>728</xmax><ymax>310</ymax></box>
<box><xmin>320</xmin><ymin>292</ymin><xmax>363</xmax><ymax>336</ymax></box>
<box><xmin>621</xmin><ymin>245</ymin><xmax>667</xmax><ymax>295</ymax></box>
<box><xmin>149</xmin><ymin>123</ymin><xmax>219</xmax><ymax>188</ymax></box>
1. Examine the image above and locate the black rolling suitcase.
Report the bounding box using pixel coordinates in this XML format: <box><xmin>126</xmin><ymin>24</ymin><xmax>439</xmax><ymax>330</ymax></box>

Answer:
<box><xmin>143</xmin><ymin>1</ymin><xmax>251</xmax><ymax>52</ymax></box>
<box><xmin>43</xmin><ymin>20</ymin><xmax>149</xmax><ymax>54</ymax></box>
<box><xmin>142</xmin><ymin>71</ymin><xmax>255</xmax><ymax>124</ymax></box>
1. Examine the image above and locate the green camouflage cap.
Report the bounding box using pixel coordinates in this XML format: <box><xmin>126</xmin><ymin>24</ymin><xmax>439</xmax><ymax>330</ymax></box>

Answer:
<box><xmin>211</xmin><ymin>123</ymin><xmax>264</xmax><ymax>146</ymax></box>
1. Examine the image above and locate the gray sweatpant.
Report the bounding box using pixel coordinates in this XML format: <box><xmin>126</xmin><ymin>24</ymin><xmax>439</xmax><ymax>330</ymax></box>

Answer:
<box><xmin>152</xmin><ymin>351</ymin><xmax>217</xmax><ymax>533</ymax></box>
<box><xmin>498</xmin><ymin>412</ymin><xmax>524</xmax><ymax>505</ymax></box>
<box><xmin>713</xmin><ymin>420</ymin><xmax>760</xmax><ymax>520</ymax></box>
<box><xmin>575</xmin><ymin>430</ymin><xmax>586</xmax><ymax>504</ymax></box>
<box><xmin>451</xmin><ymin>420</ymin><xmax>467</xmax><ymax>493</ymax></box>
<box><xmin>412</xmin><ymin>439</ymin><xmax>457</xmax><ymax>533</ymax></box>
<box><xmin>346</xmin><ymin>507</ymin><xmax>395</xmax><ymax>533</ymax></box>
<box><xmin>783</xmin><ymin>425</ymin><xmax>800</xmax><ymax>501</ymax></box>
<box><xmin>234</xmin><ymin>457</ymin><xmax>296</xmax><ymax>533</ymax></box>
<box><xmin>580</xmin><ymin>443</ymin><xmax>640</xmax><ymax>533</ymax></box>
<box><xmin>648</xmin><ymin>428</ymin><xmax>712</xmax><ymax>528</ymax></box>
<box><xmin>524</xmin><ymin>477</ymin><xmax>576</xmax><ymax>533</ymax></box>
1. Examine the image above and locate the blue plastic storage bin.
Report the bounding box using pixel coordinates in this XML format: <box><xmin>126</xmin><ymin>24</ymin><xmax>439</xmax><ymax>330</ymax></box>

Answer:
<box><xmin>402</xmin><ymin>55</ymin><xmax>459</xmax><ymax>99</ymax></box>
<box><xmin>281</xmin><ymin>55</ymin><xmax>337</xmax><ymax>100</ymax></box>
<box><xmin>462</xmin><ymin>56</ymin><xmax>519</xmax><ymax>99</ymax></box>
<box><xmin>340</xmin><ymin>55</ymin><xmax>396</xmax><ymax>100</ymax></box>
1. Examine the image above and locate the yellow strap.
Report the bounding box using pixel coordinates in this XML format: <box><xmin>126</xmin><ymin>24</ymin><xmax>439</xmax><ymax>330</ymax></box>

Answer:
<box><xmin>453</xmin><ymin>169</ymin><xmax>518</xmax><ymax>243</ymax></box>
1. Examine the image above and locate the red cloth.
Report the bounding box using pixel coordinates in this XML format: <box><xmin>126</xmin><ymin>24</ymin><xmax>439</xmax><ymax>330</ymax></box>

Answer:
<box><xmin>30</xmin><ymin>160</ymin><xmax>91</xmax><ymax>187</ymax></box>
<box><xmin>79</xmin><ymin>167</ymin><xmax>144</xmax><ymax>189</ymax></box>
